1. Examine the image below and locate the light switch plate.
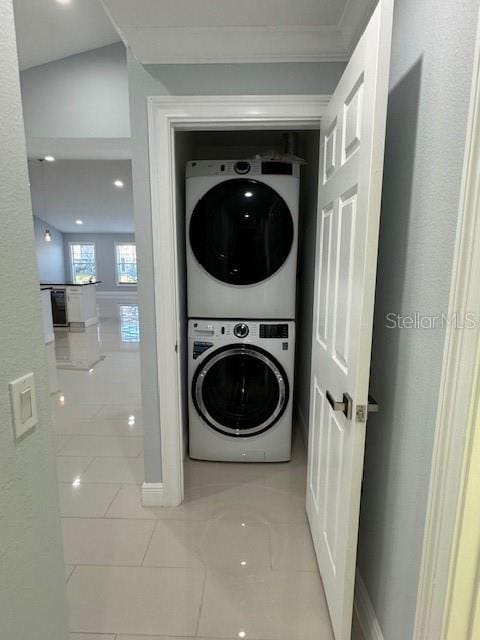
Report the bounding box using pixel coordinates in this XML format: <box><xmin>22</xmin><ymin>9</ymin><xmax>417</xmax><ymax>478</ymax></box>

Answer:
<box><xmin>9</xmin><ymin>372</ymin><xmax>38</xmax><ymax>440</ymax></box>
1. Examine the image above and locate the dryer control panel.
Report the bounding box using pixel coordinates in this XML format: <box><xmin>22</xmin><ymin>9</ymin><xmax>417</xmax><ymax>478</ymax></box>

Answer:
<box><xmin>186</xmin><ymin>159</ymin><xmax>300</xmax><ymax>179</ymax></box>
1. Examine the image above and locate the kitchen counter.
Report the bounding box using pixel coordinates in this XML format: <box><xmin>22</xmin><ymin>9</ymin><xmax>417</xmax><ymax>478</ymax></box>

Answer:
<box><xmin>40</xmin><ymin>281</ymin><xmax>102</xmax><ymax>287</ymax></box>
<box><xmin>43</xmin><ymin>283</ymin><xmax>100</xmax><ymax>329</ymax></box>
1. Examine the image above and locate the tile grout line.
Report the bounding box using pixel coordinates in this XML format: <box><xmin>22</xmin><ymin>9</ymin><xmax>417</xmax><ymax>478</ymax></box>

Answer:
<box><xmin>102</xmin><ymin>483</ymin><xmax>124</xmax><ymax>517</ymax></box>
<box><xmin>140</xmin><ymin>518</ymin><xmax>158</xmax><ymax>566</ymax></box>
<box><xmin>194</xmin><ymin>564</ymin><xmax>208</xmax><ymax>637</ymax></box>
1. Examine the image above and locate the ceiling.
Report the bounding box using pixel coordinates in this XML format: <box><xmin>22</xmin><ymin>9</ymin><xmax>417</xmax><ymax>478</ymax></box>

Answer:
<box><xmin>101</xmin><ymin>0</ymin><xmax>378</xmax><ymax>63</ymax></box>
<box><xmin>13</xmin><ymin>0</ymin><xmax>377</xmax><ymax>70</ymax></box>
<box><xmin>13</xmin><ymin>0</ymin><xmax>120</xmax><ymax>70</ymax></box>
<box><xmin>28</xmin><ymin>159</ymin><xmax>134</xmax><ymax>233</ymax></box>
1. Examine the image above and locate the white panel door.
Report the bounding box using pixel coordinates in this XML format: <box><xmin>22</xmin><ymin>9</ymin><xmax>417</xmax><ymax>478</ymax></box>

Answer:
<box><xmin>306</xmin><ymin>1</ymin><xmax>393</xmax><ymax>639</ymax></box>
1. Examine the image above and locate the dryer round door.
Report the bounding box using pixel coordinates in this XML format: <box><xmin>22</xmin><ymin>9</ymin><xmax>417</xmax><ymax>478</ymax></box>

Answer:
<box><xmin>189</xmin><ymin>178</ymin><xmax>294</xmax><ymax>285</ymax></box>
<box><xmin>193</xmin><ymin>344</ymin><xmax>289</xmax><ymax>437</ymax></box>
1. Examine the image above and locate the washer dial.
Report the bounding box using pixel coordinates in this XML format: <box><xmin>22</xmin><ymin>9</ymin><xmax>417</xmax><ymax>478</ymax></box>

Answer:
<box><xmin>233</xmin><ymin>323</ymin><xmax>249</xmax><ymax>338</ymax></box>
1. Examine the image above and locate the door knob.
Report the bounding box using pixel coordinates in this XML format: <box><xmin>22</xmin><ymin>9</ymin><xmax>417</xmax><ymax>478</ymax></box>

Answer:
<box><xmin>326</xmin><ymin>390</ymin><xmax>353</xmax><ymax>420</ymax></box>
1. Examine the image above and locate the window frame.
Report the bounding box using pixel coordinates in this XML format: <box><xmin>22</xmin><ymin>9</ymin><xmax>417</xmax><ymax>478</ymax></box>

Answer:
<box><xmin>115</xmin><ymin>242</ymin><xmax>138</xmax><ymax>286</ymax></box>
<box><xmin>69</xmin><ymin>241</ymin><xmax>97</xmax><ymax>285</ymax></box>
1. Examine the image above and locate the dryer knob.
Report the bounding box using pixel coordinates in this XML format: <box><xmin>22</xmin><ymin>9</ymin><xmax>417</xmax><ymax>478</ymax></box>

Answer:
<box><xmin>234</xmin><ymin>323</ymin><xmax>249</xmax><ymax>338</ymax></box>
<box><xmin>234</xmin><ymin>161</ymin><xmax>251</xmax><ymax>175</ymax></box>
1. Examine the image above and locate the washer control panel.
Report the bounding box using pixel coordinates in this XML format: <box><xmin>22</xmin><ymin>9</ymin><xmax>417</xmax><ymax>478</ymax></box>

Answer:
<box><xmin>259</xmin><ymin>324</ymin><xmax>289</xmax><ymax>339</ymax></box>
<box><xmin>190</xmin><ymin>320</ymin><xmax>293</xmax><ymax>347</ymax></box>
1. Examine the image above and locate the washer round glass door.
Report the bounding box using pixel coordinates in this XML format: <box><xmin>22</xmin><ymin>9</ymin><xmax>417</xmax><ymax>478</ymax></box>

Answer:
<box><xmin>193</xmin><ymin>344</ymin><xmax>289</xmax><ymax>437</ymax></box>
<box><xmin>189</xmin><ymin>178</ymin><xmax>294</xmax><ymax>285</ymax></box>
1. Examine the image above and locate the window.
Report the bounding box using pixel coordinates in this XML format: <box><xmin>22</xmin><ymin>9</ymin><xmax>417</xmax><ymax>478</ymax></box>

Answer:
<box><xmin>115</xmin><ymin>243</ymin><xmax>138</xmax><ymax>285</ymax></box>
<box><xmin>70</xmin><ymin>243</ymin><xmax>97</xmax><ymax>284</ymax></box>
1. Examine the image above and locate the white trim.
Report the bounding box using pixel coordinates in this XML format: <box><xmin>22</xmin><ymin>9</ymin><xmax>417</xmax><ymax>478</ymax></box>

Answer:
<box><xmin>354</xmin><ymin>572</ymin><xmax>384</xmax><ymax>640</ymax></box>
<box><xmin>96</xmin><ymin>291</ymin><xmax>138</xmax><ymax>299</ymax></box>
<box><xmin>141</xmin><ymin>482</ymin><xmax>165</xmax><ymax>507</ymax></box>
<box><xmin>413</xmin><ymin>9</ymin><xmax>480</xmax><ymax>638</ymax></box>
<box><xmin>148</xmin><ymin>95</ymin><xmax>329</xmax><ymax>507</ymax></box>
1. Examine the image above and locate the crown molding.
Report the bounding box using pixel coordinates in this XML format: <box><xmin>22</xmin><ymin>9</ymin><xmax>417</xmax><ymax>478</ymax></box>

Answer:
<box><xmin>101</xmin><ymin>0</ymin><xmax>378</xmax><ymax>64</ymax></box>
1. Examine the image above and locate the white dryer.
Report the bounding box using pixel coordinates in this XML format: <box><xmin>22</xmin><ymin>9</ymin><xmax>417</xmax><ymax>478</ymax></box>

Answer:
<box><xmin>188</xmin><ymin>319</ymin><xmax>295</xmax><ymax>462</ymax></box>
<box><xmin>186</xmin><ymin>159</ymin><xmax>300</xmax><ymax>319</ymax></box>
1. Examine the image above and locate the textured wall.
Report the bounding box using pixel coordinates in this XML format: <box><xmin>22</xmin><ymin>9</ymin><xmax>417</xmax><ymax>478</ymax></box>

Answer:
<box><xmin>0</xmin><ymin>1</ymin><xmax>68</xmax><ymax>638</ymax></box>
<box><xmin>63</xmin><ymin>232</ymin><xmax>137</xmax><ymax>291</ymax></box>
<box><xmin>356</xmin><ymin>1</ymin><xmax>480</xmax><ymax>638</ymax></box>
<box><xmin>33</xmin><ymin>216</ymin><xmax>66</xmax><ymax>283</ymax></box>
<box><xmin>128</xmin><ymin>54</ymin><xmax>346</xmax><ymax>482</ymax></box>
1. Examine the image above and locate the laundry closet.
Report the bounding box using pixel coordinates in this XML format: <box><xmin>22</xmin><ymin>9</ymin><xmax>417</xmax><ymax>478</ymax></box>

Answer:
<box><xmin>173</xmin><ymin>128</ymin><xmax>320</xmax><ymax>465</ymax></box>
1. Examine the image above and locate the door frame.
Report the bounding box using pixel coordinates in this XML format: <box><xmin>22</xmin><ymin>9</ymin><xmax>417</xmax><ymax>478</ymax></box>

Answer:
<box><xmin>414</xmin><ymin>7</ymin><xmax>480</xmax><ymax>637</ymax></box>
<box><xmin>146</xmin><ymin>94</ymin><xmax>329</xmax><ymax>507</ymax></box>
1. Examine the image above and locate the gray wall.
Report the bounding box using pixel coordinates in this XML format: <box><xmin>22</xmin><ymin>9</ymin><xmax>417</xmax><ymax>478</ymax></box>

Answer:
<box><xmin>33</xmin><ymin>215</ymin><xmax>66</xmax><ymax>283</ymax></box>
<box><xmin>63</xmin><ymin>232</ymin><xmax>137</xmax><ymax>292</ymax></box>
<box><xmin>356</xmin><ymin>1</ymin><xmax>480</xmax><ymax>638</ymax></box>
<box><xmin>20</xmin><ymin>42</ymin><xmax>130</xmax><ymax>139</ymax></box>
<box><xmin>0</xmin><ymin>1</ymin><xmax>68</xmax><ymax>637</ymax></box>
<box><xmin>128</xmin><ymin>54</ymin><xmax>346</xmax><ymax>483</ymax></box>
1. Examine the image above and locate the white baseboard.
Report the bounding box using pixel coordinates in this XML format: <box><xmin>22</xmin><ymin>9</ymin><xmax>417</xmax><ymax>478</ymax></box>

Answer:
<box><xmin>142</xmin><ymin>482</ymin><xmax>165</xmax><ymax>506</ymax></box>
<box><xmin>96</xmin><ymin>290</ymin><xmax>138</xmax><ymax>299</ymax></box>
<box><xmin>355</xmin><ymin>571</ymin><xmax>384</xmax><ymax>640</ymax></box>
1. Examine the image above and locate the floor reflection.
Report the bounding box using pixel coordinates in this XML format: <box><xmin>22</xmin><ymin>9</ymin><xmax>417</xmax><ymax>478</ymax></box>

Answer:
<box><xmin>119</xmin><ymin>304</ymin><xmax>140</xmax><ymax>343</ymax></box>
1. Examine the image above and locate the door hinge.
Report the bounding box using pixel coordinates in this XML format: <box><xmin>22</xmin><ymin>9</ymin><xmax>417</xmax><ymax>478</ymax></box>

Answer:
<box><xmin>174</xmin><ymin>343</ymin><xmax>178</xmax><ymax>353</ymax></box>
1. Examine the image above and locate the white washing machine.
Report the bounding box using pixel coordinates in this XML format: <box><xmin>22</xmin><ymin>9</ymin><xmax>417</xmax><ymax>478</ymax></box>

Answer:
<box><xmin>186</xmin><ymin>159</ymin><xmax>300</xmax><ymax>319</ymax></box>
<box><xmin>188</xmin><ymin>319</ymin><xmax>295</xmax><ymax>462</ymax></box>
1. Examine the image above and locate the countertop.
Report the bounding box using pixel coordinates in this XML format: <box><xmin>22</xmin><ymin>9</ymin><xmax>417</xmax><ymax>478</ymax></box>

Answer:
<box><xmin>40</xmin><ymin>281</ymin><xmax>102</xmax><ymax>287</ymax></box>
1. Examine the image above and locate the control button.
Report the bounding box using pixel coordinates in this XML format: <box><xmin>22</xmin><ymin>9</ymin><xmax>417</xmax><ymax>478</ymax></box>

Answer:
<box><xmin>234</xmin><ymin>161</ymin><xmax>251</xmax><ymax>175</ymax></box>
<box><xmin>234</xmin><ymin>323</ymin><xmax>249</xmax><ymax>338</ymax></box>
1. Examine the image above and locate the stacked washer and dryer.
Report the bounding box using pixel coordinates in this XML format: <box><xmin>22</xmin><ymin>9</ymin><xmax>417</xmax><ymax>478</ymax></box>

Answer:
<box><xmin>186</xmin><ymin>158</ymin><xmax>300</xmax><ymax>462</ymax></box>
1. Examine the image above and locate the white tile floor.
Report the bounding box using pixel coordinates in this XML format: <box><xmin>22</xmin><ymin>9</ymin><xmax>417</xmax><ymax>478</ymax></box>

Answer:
<box><xmin>53</xmin><ymin>297</ymin><xmax>363</xmax><ymax>640</ymax></box>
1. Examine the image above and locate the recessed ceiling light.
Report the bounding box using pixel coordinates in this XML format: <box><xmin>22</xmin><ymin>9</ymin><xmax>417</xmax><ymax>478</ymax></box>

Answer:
<box><xmin>75</xmin><ymin>219</ymin><xmax>83</xmax><ymax>225</ymax></box>
<box><xmin>114</xmin><ymin>179</ymin><xmax>124</xmax><ymax>188</ymax></box>
<box><xmin>44</xmin><ymin>155</ymin><xmax>55</xmax><ymax>162</ymax></box>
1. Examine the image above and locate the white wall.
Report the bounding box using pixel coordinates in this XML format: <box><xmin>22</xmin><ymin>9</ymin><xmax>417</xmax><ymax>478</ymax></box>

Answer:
<box><xmin>20</xmin><ymin>42</ymin><xmax>130</xmax><ymax>139</ymax></box>
<box><xmin>128</xmin><ymin>54</ymin><xmax>346</xmax><ymax>483</ymax></box>
<box><xmin>63</xmin><ymin>232</ymin><xmax>137</xmax><ymax>292</ymax></box>
<box><xmin>356</xmin><ymin>1</ymin><xmax>480</xmax><ymax>638</ymax></box>
<box><xmin>33</xmin><ymin>215</ymin><xmax>66</xmax><ymax>283</ymax></box>
<box><xmin>0</xmin><ymin>1</ymin><xmax>68</xmax><ymax>637</ymax></box>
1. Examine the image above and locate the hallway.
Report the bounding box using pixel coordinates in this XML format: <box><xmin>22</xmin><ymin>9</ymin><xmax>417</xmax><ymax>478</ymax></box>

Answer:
<box><xmin>52</xmin><ymin>297</ymin><xmax>356</xmax><ymax>639</ymax></box>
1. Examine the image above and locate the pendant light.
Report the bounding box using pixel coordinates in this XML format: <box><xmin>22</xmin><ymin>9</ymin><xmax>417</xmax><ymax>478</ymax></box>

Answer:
<box><xmin>38</xmin><ymin>158</ymin><xmax>52</xmax><ymax>242</ymax></box>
